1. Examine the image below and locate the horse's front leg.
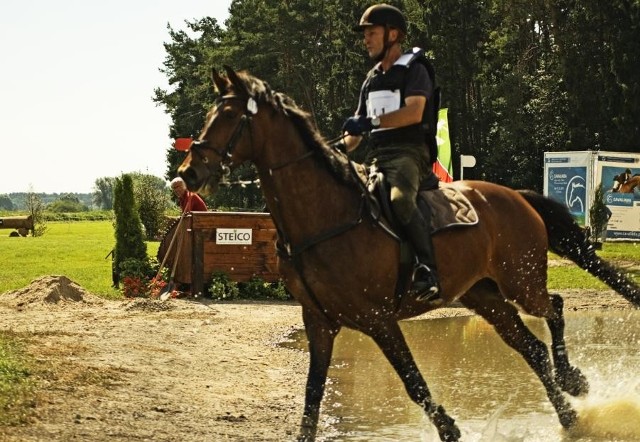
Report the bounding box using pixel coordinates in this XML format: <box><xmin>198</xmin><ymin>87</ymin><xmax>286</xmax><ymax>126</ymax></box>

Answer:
<box><xmin>370</xmin><ymin>321</ymin><xmax>461</xmax><ymax>442</ymax></box>
<box><xmin>297</xmin><ymin>308</ymin><xmax>340</xmax><ymax>442</ymax></box>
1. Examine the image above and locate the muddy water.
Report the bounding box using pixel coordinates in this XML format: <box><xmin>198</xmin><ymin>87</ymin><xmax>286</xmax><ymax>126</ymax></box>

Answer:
<box><xmin>288</xmin><ymin>310</ymin><xmax>640</xmax><ymax>441</ymax></box>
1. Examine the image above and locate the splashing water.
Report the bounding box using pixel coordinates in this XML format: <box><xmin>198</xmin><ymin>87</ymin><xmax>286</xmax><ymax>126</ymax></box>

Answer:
<box><xmin>290</xmin><ymin>312</ymin><xmax>640</xmax><ymax>441</ymax></box>
<box><xmin>570</xmin><ymin>379</ymin><xmax>640</xmax><ymax>440</ymax></box>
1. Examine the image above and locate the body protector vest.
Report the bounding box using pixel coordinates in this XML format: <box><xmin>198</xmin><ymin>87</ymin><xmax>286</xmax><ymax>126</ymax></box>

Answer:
<box><xmin>363</xmin><ymin>47</ymin><xmax>440</xmax><ymax>163</ymax></box>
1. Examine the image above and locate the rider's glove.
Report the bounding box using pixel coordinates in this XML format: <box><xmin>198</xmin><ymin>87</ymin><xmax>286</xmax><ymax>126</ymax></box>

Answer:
<box><xmin>342</xmin><ymin>116</ymin><xmax>373</xmax><ymax>136</ymax></box>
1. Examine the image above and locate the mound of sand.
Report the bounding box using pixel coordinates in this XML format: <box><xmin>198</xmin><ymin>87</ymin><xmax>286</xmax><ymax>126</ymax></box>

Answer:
<box><xmin>1</xmin><ymin>275</ymin><xmax>103</xmax><ymax>307</ymax></box>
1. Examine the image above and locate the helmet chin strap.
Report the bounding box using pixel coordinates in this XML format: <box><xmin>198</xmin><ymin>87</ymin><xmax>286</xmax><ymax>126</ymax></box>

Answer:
<box><xmin>374</xmin><ymin>26</ymin><xmax>395</xmax><ymax>63</ymax></box>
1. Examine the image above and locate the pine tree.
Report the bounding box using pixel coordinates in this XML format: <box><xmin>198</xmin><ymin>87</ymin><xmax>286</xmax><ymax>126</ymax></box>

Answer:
<box><xmin>113</xmin><ymin>174</ymin><xmax>148</xmax><ymax>286</ymax></box>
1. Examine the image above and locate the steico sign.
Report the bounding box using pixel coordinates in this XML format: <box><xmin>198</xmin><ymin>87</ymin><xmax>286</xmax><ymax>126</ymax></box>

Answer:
<box><xmin>216</xmin><ymin>228</ymin><xmax>253</xmax><ymax>245</ymax></box>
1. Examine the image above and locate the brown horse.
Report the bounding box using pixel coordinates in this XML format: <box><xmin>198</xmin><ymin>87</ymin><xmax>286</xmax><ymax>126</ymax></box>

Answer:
<box><xmin>619</xmin><ymin>174</ymin><xmax>640</xmax><ymax>194</ymax></box>
<box><xmin>177</xmin><ymin>66</ymin><xmax>640</xmax><ymax>441</ymax></box>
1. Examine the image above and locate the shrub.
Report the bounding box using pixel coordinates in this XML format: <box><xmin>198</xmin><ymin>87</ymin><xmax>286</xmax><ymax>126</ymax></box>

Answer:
<box><xmin>118</xmin><ymin>257</ymin><xmax>168</xmax><ymax>298</ymax></box>
<box><xmin>207</xmin><ymin>273</ymin><xmax>292</xmax><ymax>301</ymax></box>
<box><xmin>208</xmin><ymin>271</ymin><xmax>240</xmax><ymax>300</ymax></box>
<box><xmin>589</xmin><ymin>183</ymin><xmax>612</xmax><ymax>243</ymax></box>
<box><xmin>240</xmin><ymin>277</ymin><xmax>291</xmax><ymax>300</ymax></box>
<box><xmin>131</xmin><ymin>173</ymin><xmax>171</xmax><ymax>240</ymax></box>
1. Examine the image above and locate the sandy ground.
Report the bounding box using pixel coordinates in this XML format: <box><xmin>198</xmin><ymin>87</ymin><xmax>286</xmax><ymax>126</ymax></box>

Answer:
<box><xmin>0</xmin><ymin>275</ymin><xmax>635</xmax><ymax>442</ymax></box>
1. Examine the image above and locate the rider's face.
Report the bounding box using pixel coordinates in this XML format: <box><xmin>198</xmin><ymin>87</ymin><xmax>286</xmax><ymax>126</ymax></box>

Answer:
<box><xmin>363</xmin><ymin>25</ymin><xmax>385</xmax><ymax>60</ymax></box>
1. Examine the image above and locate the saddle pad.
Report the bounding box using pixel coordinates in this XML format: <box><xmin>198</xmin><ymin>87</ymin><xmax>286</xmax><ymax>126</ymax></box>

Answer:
<box><xmin>420</xmin><ymin>183</ymin><xmax>479</xmax><ymax>233</ymax></box>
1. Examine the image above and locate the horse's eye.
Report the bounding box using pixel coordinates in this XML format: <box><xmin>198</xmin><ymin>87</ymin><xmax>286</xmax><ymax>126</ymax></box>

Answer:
<box><xmin>202</xmin><ymin>156</ymin><xmax>209</xmax><ymax>164</ymax></box>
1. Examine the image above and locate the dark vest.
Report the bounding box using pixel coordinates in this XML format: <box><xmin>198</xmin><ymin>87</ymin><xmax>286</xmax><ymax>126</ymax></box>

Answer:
<box><xmin>363</xmin><ymin>48</ymin><xmax>438</xmax><ymax>162</ymax></box>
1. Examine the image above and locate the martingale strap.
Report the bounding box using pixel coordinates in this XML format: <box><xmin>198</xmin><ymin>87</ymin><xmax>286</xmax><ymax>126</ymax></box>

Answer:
<box><xmin>274</xmin><ymin>198</ymin><xmax>367</xmax><ymax>329</ymax></box>
<box><xmin>276</xmin><ymin>196</ymin><xmax>366</xmax><ymax>259</ymax></box>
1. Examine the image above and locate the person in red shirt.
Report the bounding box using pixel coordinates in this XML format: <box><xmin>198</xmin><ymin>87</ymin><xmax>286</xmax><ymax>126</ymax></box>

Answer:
<box><xmin>170</xmin><ymin>177</ymin><xmax>208</xmax><ymax>212</ymax></box>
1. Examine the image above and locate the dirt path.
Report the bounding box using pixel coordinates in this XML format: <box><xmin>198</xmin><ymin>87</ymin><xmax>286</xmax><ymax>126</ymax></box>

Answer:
<box><xmin>0</xmin><ymin>276</ymin><xmax>635</xmax><ymax>441</ymax></box>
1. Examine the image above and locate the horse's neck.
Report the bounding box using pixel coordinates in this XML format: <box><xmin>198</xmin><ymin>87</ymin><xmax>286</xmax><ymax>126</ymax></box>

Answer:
<box><xmin>255</xmin><ymin>134</ymin><xmax>362</xmax><ymax>246</ymax></box>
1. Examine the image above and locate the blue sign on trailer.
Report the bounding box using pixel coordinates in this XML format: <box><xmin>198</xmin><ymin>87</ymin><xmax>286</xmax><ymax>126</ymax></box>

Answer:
<box><xmin>543</xmin><ymin>151</ymin><xmax>640</xmax><ymax>241</ymax></box>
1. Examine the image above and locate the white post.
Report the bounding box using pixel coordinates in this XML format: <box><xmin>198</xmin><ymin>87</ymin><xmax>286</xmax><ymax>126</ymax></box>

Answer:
<box><xmin>460</xmin><ymin>155</ymin><xmax>477</xmax><ymax>180</ymax></box>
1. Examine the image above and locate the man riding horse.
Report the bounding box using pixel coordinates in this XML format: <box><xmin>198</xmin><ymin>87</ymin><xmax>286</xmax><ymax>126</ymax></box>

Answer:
<box><xmin>340</xmin><ymin>4</ymin><xmax>440</xmax><ymax>302</ymax></box>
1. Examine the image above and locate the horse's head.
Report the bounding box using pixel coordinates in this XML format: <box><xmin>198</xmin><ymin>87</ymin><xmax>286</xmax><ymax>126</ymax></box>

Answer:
<box><xmin>178</xmin><ymin>66</ymin><xmax>355</xmax><ymax>197</ymax></box>
<box><xmin>178</xmin><ymin>66</ymin><xmax>263</xmax><ymax>195</ymax></box>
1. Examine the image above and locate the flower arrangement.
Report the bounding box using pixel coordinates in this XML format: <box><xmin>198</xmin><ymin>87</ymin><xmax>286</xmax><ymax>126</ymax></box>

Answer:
<box><xmin>122</xmin><ymin>276</ymin><xmax>148</xmax><ymax>298</ymax></box>
<box><xmin>121</xmin><ymin>275</ymin><xmax>174</xmax><ymax>299</ymax></box>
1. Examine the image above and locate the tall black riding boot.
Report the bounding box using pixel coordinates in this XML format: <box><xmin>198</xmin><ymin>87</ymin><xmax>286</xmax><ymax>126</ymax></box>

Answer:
<box><xmin>402</xmin><ymin>208</ymin><xmax>440</xmax><ymax>302</ymax></box>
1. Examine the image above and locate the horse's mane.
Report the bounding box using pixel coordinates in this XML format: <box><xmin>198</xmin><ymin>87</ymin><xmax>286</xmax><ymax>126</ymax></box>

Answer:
<box><xmin>232</xmin><ymin>71</ymin><xmax>359</xmax><ymax>186</ymax></box>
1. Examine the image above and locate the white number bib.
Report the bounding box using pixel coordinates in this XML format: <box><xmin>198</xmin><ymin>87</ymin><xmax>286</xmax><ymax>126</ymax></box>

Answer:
<box><xmin>366</xmin><ymin>89</ymin><xmax>401</xmax><ymax>132</ymax></box>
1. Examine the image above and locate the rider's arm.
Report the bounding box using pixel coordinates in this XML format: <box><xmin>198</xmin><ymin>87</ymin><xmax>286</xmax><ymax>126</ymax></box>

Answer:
<box><xmin>375</xmin><ymin>95</ymin><xmax>426</xmax><ymax>128</ymax></box>
<box><xmin>342</xmin><ymin>95</ymin><xmax>425</xmax><ymax>152</ymax></box>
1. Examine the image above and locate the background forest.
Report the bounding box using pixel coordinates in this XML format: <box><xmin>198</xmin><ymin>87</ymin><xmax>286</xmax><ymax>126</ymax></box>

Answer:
<box><xmin>154</xmin><ymin>0</ymin><xmax>639</xmax><ymax>210</ymax></box>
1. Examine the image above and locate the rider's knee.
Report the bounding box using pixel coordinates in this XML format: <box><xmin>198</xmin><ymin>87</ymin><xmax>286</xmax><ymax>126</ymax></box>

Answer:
<box><xmin>390</xmin><ymin>193</ymin><xmax>416</xmax><ymax>225</ymax></box>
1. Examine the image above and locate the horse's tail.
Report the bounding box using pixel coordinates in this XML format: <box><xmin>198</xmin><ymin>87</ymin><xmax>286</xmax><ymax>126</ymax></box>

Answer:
<box><xmin>518</xmin><ymin>189</ymin><xmax>640</xmax><ymax>307</ymax></box>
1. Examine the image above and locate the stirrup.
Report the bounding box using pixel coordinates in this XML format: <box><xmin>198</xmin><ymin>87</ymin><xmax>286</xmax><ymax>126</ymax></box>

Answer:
<box><xmin>411</xmin><ymin>263</ymin><xmax>440</xmax><ymax>302</ymax></box>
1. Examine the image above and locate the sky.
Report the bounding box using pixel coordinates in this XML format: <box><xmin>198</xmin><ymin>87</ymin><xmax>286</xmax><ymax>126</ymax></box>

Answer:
<box><xmin>0</xmin><ymin>0</ymin><xmax>231</xmax><ymax>194</ymax></box>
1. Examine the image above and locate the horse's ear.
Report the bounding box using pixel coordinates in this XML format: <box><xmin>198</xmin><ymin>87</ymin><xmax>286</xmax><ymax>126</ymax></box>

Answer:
<box><xmin>223</xmin><ymin>65</ymin><xmax>249</xmax><ymax>97</ymax></box>
<box><xmin>211</xmin><ymin>67</ymin><xmax>227</xmax><ymax>94</ymax></box>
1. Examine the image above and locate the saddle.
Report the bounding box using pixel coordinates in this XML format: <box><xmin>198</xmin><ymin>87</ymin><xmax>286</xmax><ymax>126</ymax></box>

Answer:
<box><xmin>350</xmin><ymin>162</ymin><xmax>479</xmax><ymax>300</ymax></box>
<box><xmin>352</xmin><ymin>162</ymin><xmax>479</xmax><ymax>237</ymax></box>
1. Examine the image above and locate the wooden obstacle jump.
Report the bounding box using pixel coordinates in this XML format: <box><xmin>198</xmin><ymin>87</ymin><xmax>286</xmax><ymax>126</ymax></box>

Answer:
<box><xmin>0</xmin><ymin>216</ymin><xmax>34</xmax><ymax>237</ymax></box>
<box><xmin>158</xmin><ymin>211</ymin><xmax>279</xmax><ymax>294</ymax></box>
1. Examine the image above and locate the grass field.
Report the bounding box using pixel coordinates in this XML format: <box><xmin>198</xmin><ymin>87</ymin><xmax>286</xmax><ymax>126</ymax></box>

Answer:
<box><xmin>0</xmin><ymin>220</ymin><xmax>638</xmax><ymax>296</ymax></box>
<box><xmin>0</xmin><ymin>332</ymin><xmax>34</xmax><ymax>425</ymax></box>
<box><xmin>0</xmin><ymin>221</ymin><xmax>159</xmax><ymax>298</ymax></box>
<box><xmin>548</xmin><ymin>243</ymin><xmax>640</xmax><ymax>289</ymax></box>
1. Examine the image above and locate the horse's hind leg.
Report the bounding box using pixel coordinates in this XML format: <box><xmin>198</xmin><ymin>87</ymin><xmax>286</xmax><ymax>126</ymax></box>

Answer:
<box><xmin>547</xmin><ymin>294</ymin><xmax>588</xmax><ymax>396</ymax></box>
<box><xmin>370</xmin><ymin>321</ymin><xmax>461</xmax><ymax>441</ymax></box>
<box><xmin>460</xmin><ymin>280</ymin><xmax>577</xmax><ymax>429</ymax></box>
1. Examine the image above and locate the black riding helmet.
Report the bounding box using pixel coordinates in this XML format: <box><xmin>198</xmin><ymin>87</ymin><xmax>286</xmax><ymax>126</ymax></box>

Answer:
<box><xmin>354</xmin><ymin>4</ymin><xmax>407</xmax><ymax>33</ymax></box>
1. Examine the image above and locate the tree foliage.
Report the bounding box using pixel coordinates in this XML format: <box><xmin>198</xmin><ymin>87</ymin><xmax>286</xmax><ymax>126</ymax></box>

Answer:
<box><xmin>93</xmin><ymin>177</ymin><xmax>115</xmax><ymax>210</ymax></box>
<box><xmin>129</xmin><ymin>172</ymin><xmax>171</xmax><ymax>240</ymax></box>
<box><xmin>48</xmin><ymin>194</ymin><xmax>89</xmax><ymax>213</ymax></box>
<box><xmin>25</xmin><ymin>186</ymin><xmax>47</xmax><ymax>237</ymax></box>
<box><xmin>0</xmin><ymin>194</ymin><xmax>14</xmax><ymax>211</ymax></box>
<box><xmin>154</xmin><ymin>0</ymin><xmax>640</xmax><ymax>196</ymax></box>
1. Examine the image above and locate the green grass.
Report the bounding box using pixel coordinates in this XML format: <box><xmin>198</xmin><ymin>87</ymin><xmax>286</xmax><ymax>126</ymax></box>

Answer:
<box><xmin>547</xmin><ymin>242</ymin><xmax>640</xmax><ymax>290</ymax></box>
<box><xmin>0</xmin><ymin>220</ymin><xmax>638</xmax><ymax>295</ymax></box>
<box><xmin>0</xmin><ymin>220</ymin><xmax>159</xmax><ymax>298</ymax></box>
<box><xmin>0</xmin><ymin>332</ymin><xmax>34</xmax><ymax>425</ymax></box>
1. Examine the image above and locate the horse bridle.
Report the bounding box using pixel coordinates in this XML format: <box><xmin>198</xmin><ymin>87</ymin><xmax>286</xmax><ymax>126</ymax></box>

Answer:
<box><xmin>188</xmin><ymin>93</ymin><xmax>320</xmax><ymax>180</ymax></box>
<box><xmin>189</xmin><ymin>94</ymin><xmax>258</xmax><ymax>182</ymax></box>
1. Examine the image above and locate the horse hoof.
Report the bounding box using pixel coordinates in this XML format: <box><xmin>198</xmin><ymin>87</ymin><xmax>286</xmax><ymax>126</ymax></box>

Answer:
<box><xmin>558</xmin><ymin>407</ymin><xmax>578</xmax><ymax>429</ymax></box>
<box><xmin>557</xmin><ymin>366</ymin><xmax>589</xmax><ymax>397</ymax></box>
<box><xmin>440</xmin><ymin>427</ymin><xmax>462</xmax><ymax>442</ymax></box>
<box><xmin>433</xmin><ymin>406</ymin><xmax>461</xmax><ymax>441</ymax></box>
